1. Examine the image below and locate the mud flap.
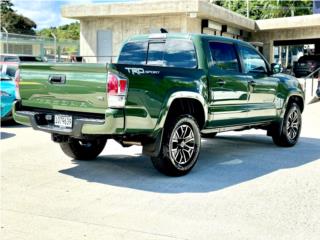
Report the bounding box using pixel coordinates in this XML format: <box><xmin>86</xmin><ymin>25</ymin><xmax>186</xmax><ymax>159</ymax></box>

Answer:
<box><xmin>142</xmin><ymin>129</ymin><xmax>163</xmax><ymax>157</ymax></box>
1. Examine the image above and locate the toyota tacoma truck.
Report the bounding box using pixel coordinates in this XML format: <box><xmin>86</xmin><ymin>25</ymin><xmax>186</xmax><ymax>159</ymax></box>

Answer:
<box><xmin>13</xmin><ymin>33</ymin><xmax>304</xmax><ymax>176</ymax></box>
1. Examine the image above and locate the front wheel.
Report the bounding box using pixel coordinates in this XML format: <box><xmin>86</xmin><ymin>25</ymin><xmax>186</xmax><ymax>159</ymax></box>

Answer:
<box><xmin>272</xmin><ymin>103</ymin><xmax>302</xmax><ymax>147</ymax></box>
<box><xmin>60</xmin><ymin>138</ymin><xmax>107</xmax><ymax>160</ymax></box>
<box><xmin>151</xmin><ymin>115</ymin><xmax>201</xmax><ymax>176</ymax></box>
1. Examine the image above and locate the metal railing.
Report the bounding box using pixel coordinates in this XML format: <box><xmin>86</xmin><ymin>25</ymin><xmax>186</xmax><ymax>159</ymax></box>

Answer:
<box><xmin>303</xmin><ymin>67</ymin><xmax>320</xmax><ymax>97</ymax></box>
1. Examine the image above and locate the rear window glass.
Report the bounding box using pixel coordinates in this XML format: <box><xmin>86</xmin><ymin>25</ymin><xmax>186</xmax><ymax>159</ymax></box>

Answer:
<box><xmin>118</xmin><ymin>41</ymin><xmax>147</xmax><ymax>65</ymax></box>
<box><xmin>118</xmin><ymin>38</ymin><xmax>197</xmax><ymax>68</ymax></box>
<box><xmin>147</xmin><ymin>42</ymin><xmax>165</xmax><ymax>66</ymax></box>
<box><xmin>0</xmin><ymin>64</ymin><xmax>17</xmax><ymax>79</ymax></box>
<box><xmin>164</xmin><ymin>39</ymin><xmax>197</xmax><ymax>68</ymax></box>
<box><xmin>0</xmin><ymin>73</ymin><xmax>12</xmax><ymax>81</ymax></box>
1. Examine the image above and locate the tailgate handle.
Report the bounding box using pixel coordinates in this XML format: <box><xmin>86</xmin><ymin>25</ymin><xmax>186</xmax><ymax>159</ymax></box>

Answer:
<box><xmin>49</xmin><ymin>75</ymin><xmax>66</xmax><ymax>84</ymax></box>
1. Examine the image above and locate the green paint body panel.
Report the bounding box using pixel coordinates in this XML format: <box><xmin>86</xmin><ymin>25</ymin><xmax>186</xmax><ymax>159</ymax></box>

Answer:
<box><xmin>14</xmin><ymin>33</ymin><xmax>304</xmax><ymax>139</ymax></box>
<box><xmin>19</xmin><ymin>63</ymin><xmax>108</xmax><ymax>114</ymax></box>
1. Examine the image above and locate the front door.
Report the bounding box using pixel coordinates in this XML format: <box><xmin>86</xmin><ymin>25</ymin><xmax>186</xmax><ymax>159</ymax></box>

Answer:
<box><xmin>207</xmin><ymin>41</ymin><xmax>249</xmax><ymax>128</ymax></box>
<box><xmin>237</xmin><ymin>44</ymin><xmax>278</xmax><ymax>122</ymax></box>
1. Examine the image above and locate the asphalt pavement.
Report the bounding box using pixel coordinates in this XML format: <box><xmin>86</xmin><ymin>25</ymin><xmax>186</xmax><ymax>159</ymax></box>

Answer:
<box><xmin>1</xmin><ymin>102</ymin><xmax>320</xmax><ymax>240</ymax></box>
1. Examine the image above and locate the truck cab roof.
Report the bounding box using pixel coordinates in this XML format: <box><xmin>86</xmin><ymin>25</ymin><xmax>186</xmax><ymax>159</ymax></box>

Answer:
<box><xmin>126</xmin><ymin>33</ymin><xmax>256</xmax><ymax>49</ymax></box>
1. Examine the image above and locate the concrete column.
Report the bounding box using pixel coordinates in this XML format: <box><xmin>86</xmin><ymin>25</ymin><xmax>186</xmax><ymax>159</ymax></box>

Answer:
<box><xmin>269</xmin><ymin>40</ymin><xmax>274</xmax><ymax>63</ymax></box>
<box><xmin>279</xmin><ymin>46</ymin><xmax>282</xmax><ymax>65</ymax></box>
<box><xmin>285</xmin><ymin>46</ymin><xmax>289</xmax><ymax>67</ymax></box>
<box><xmin>262</xmin><ymin>41</ymin><xmax>274</xmax><ymax>63</ymax></box>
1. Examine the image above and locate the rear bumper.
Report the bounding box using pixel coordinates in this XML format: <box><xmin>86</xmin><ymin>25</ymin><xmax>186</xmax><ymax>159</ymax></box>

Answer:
<box><xmin>13</xmin><ymin>101</ymin><xmax>124</xmax><ymax>137</ymax></box>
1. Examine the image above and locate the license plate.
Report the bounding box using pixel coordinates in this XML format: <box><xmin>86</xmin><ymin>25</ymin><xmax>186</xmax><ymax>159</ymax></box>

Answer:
<box><xmin>54</xmin><ymin>115</ymin><xmax>73</xmax><ymax>128</ymax></box>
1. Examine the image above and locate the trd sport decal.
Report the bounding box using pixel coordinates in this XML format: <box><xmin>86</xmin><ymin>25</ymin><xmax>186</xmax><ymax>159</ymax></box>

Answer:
<box><xmin>125</xmin><ymin>67</ymin><xmax>160</xmax><ymax>75</ymax></box>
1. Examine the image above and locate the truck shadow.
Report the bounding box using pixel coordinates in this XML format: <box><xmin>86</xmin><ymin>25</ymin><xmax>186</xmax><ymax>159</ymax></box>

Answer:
<box><xmin>0</xmin><ymin>131</ymin><xmax>16</xmax><ymax>140</ymax></box>
<box><xmin>59</xmin><ymin>134</ymin><xmax>320</xmax><ymax>193</ymax></box>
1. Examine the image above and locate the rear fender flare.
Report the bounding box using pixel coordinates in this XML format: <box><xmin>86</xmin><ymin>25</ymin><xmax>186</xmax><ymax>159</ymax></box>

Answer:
<box><xmin>154</xmin><ymin>91</ymin><xmax>208</xmax><ymax>132</ymax></box>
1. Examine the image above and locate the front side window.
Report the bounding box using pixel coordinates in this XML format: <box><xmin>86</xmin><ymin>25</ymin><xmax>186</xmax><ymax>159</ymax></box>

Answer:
<box><xmin>164</xmin><ymin>39</ymin><xmax>197</xmax><ymax>68</ymax></box>
<box><xmin>118</xmin><ymin>41</ymin><xmax>147</xmax><ymax>65</ymax></box>
<box><xmin>209</xmin><ymin>42</ymin><xmax>240</xmax><ymax>73</ymax></box>
<box><xmin>239</xmin><ymin>45</ymin><xmax>268</xmax><ymax>74</ymax></box>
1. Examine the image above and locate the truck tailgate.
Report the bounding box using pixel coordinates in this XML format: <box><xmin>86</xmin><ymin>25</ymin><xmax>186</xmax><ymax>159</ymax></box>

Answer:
<box><xmin>19</xmin><ymin>63</ymin><xmax>107</xmax><ymax>114</ymax></box>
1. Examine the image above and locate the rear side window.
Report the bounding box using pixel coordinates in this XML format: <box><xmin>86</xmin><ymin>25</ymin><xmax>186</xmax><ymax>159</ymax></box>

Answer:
<box><xmin>209</xmin><ymin>42</ymin><xmax>240</xmax><ymax>72</ymax></box>
<box><xmin>118</xmin><ymin>41</ymin><xmax>147</xmax><ymax>65</ymax></box>
<box><xmin>164</xmin><ymin>39</ymin><xmax>197</xmax><ymax>68</ymax></box>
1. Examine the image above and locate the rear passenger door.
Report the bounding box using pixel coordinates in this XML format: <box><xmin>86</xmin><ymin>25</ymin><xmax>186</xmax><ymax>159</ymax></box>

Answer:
<box><xmin>207</xmin><ymin>41</ymin><xmax>249</xmax><ymax>127</ymax></box>
<box><xmin>237</xmin><ymin>44</ymin><xmax>278</xmax><ymax>122</ymax></box>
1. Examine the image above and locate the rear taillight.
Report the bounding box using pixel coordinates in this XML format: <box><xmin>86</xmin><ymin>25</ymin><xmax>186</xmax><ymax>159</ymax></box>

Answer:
<box><xmin>14</xmin><ymin>69</ymin><xmax>21</xmax><ymax>100</ymax></box>
<box><xmin>107</xmin><ymin>72</ymin><xmax>128</xmax><ymax>108</ymax></box>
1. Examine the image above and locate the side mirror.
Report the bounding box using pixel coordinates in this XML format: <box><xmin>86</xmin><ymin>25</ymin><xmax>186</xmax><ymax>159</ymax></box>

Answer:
<box><xmin>271</xmin><ymin>63</ymin><xmax>282</xmax><ymax>74</ymax></box>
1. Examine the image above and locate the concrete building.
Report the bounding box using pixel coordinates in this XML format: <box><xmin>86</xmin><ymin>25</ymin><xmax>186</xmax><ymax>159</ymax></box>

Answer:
<box><xmin>61</xmin><ymin>0</ymin><xmax>320</xmax><ymax>64</ymax></box>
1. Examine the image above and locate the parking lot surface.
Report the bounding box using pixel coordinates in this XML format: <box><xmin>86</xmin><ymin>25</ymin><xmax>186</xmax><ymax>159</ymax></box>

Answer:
<box><xmin>1</xmin><ymin>102</ymin><xmax>320</xmax><ymax>240</ymax></box>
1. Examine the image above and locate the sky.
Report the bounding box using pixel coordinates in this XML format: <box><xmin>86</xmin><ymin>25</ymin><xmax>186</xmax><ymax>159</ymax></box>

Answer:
<box><xmin>12</xmin><ymin>0</ymin><xmax>133</xmax><ymax>30</ymax></box>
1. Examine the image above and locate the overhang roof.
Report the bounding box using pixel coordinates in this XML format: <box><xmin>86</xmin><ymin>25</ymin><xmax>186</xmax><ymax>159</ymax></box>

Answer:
<box><xmin>61</xmin><ymin>0</ymin><xmax>256</xmax><ymax>31</ymax></box>
<box><xmin>256</xmin><ymin>14</ymin><xmax>320</xmax><ymax>31</ymax></box>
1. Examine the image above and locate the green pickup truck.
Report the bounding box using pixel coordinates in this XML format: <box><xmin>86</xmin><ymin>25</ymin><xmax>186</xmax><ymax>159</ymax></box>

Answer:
<box><xmin>14</xmin><ymin>33</ymin><xmax>304</xmax><ymax>176</ymax></box>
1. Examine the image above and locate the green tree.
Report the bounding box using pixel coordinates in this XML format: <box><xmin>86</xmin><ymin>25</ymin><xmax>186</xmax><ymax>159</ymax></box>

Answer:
<box><xmin>37</xmin><ymin>22</ymin><xmax>80</xmax><ymax>40</ymax></box>
<box><xmin>214</xmin><ymin>0</ymin><xmax>263</xmax><ymax>19</ymax></box>
<box><xmin>213</xmin><ymin>0</ymin><xmax>312</xmax><ymax>19</ymax></box>
<box><xmin>1</xmin><ymin>0</ymin><xmax>37</xmax><ymax>35</ymax></box>
<box><xmin>260</xmin><ymin>0</ymin><xmax>312</xmax><ymax>18</ymax></box>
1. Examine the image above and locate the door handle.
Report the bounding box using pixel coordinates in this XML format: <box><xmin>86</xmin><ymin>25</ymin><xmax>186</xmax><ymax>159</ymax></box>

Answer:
<box><xmin>217</xmin><ymin>79</ymin><xmax>226</xmax><ymax>86</ymax></box>
<box><xmin>49</xmin><ymin>74</ymin><xmax>66</xmax><ymax>84</ymax></box>
<box><xmin>248</xmin><ymin>80</ymin><xmax>256</xmax><ymax>86</ymax></box>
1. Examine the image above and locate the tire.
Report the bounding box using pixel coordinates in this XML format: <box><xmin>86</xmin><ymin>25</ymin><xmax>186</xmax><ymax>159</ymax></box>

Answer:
<box><xmin>272</xmin><ymin>103</ymin><xmax>302</xmax><ymax>147</ymax></box>
<box><xmin>201</xmin><ymin>132</ymin><xmax>217</xmax><ymax>138</ymax></box>
<box><xmin>60</xmin><ymin>138</ymin><xmax>107</xmax><ymax>160</ymax></box>
<box><xmin>151</xmin><ymin>115</ymin><xmax>201</xmax><ymax>176</ymax></box>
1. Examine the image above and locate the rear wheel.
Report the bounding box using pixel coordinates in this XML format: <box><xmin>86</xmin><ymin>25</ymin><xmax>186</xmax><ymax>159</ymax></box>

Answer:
<box><xmin>151</xmin><ymin>115</ymin><xmax>201</xmax><ymax>176</ymax></box>
<box><xmin>60</xmin><ymin>138</ymin><xmax>107</xmax><ymax>160</ymax></box>
<box><xmin>272</xmin><ymin>103</ymin><xmax>302</xmax><ymax>147</ymax></box>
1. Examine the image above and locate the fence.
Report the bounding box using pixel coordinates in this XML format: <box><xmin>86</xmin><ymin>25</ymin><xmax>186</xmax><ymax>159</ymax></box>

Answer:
<box><xmin>0</xmin><ymin>32</ymin><xmax>79</xmax><ymax>61</ymax></box>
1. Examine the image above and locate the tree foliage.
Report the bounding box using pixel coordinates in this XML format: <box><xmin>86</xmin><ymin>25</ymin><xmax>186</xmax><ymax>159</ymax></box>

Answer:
<box><xmin>1</xmin><ymin>0</ymin><xmax>37</xmax><ymax>35</ymax></box>
<box><xmin>37</xmin><ymin>22</ymin><xmax>80</xmax><ymax>41</ymax></box>
<box><xmin>213</xmin><ymin>0</ymin><xmax>312</xmax><ymax>19</ymax></box>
